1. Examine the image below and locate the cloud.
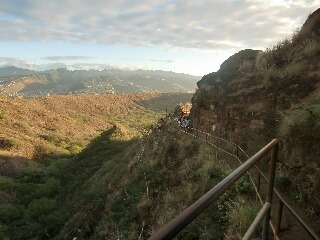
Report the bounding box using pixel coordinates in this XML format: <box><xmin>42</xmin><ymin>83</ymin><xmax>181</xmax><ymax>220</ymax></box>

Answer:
<box><xmin>0</xmin><ymin>57</ymin><xmax>145</xmax><ymax>71</ymax></box>
<box><xmin>70</xmin><ymin>63</ymin><xmax>146</xmax><ymax>71</ymax></box>
<box><xmin>43</xmin><ymin>56</ymin><xmax>94</xmax><ymax>61</ymax></box>
<box><xmin>149</xmin><ymin>59</ymin><xmax>175</xmax><ymax>63</ymax></box>
<box><xmin>0</xmin><ymin>0</ymin><xmax>319</xmax><ymax>51</ymax></box>
<box><xmin>0</xmin><ymin>57</ymin><xmax>36</xmax><ymax>69</ymax></box>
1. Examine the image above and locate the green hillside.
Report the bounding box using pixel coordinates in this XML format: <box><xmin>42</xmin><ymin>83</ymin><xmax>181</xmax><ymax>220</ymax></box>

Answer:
<box><xmin>0</xmin><ymin>121</ymin><xmax>258</xmax><ymax>239</ymax></box>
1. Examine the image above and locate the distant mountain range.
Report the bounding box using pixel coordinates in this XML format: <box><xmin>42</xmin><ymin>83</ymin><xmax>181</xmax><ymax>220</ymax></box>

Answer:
<box><xmin>0</xmin><ymin>66</ymin><xmax>200</xmax><ymax>97</ymax></box>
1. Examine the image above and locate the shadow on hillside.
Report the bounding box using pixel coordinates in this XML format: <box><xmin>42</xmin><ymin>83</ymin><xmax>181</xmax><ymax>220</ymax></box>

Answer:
<box><xmin>0</xmin><ymin>154</ymin><xmax>34</xmax><ymax>177</ymax></box>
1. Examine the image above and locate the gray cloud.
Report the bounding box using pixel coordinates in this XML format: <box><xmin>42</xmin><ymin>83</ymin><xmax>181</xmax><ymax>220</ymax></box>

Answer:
<box><xmin>0</xmin><ymin>0</ymin><xmax>318</xmax><ymax>51</ymax></box>
<box><xmin>43</xmin><ymin>56</ymin><xmax>94</xmax><ymax>61</ymax></box>
<box><xmin>0</xmin><ymin>57</ymin><xmax>142</xmax><ymax>71</ymax></box>
<box><xmin>0</xmin><ymin>57</ymin><xmax>36</xmax><ymax>69</ymax></box>
<box><xmin>150</xmin><ymin>59</ymin><xmax>175</xmax><ymax>63</ymax></box>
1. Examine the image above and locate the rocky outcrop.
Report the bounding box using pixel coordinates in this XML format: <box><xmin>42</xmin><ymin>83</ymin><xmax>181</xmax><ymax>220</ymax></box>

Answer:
<box><xmin>190</xmin><ymin>8</ymin><xmax>320</xmax><ymax>217</ymax></box>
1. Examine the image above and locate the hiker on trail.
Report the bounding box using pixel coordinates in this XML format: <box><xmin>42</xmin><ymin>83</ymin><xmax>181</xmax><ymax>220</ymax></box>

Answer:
<box><xmin>157</xmin><ymin>118</ymin><xmax>164</xmax><ymax>131</ymax></box>
<box><xmin>181</xmin><ymin>118</ymin><xmax>187</xmax><ymax>128</ymax></box>
<box><xmin>185</xmin><ymin>118</ymin><xmax>191</xmax><ymax>131</ymax></box>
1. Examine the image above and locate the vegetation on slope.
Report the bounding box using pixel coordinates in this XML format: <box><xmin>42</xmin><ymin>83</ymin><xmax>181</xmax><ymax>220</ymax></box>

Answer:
<box><xmin>0</xmin><ymin>119</ymin><xmax>260</xmax><ymax>239</ymax></box>
<box><xmin>0</xmin><ymin>93</ymin><xmax>172</xmax><ymax>162</ymax></box>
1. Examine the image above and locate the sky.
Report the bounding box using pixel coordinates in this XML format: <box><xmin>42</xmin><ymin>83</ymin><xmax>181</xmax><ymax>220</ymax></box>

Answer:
<box><xmin>0</xmin><ymin>0</ymin><xmax>319</xmax><ymax>76</ymax></box>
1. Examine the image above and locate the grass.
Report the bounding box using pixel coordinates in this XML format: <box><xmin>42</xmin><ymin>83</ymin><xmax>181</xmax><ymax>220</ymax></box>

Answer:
<box><xmin>0</xmin><ymin>93</ymin><xmax>178</xmax><ymax>161</ymax></box>
<box><xmin>279</xmin><ymin>104</ymin><xmax>320</xmax><ymax>138</ymax></box>
<box><xmin>239</xmin><ymin>60</ymin><xmax>255</xmax><ymax>73</ymax></box>
<box><xmin>303</xmin><ymin>39</ymin><xmax>320</xmax><ymax>57</ymax></box>
<box><xmin>0</xmin><ymin>118</ymin><xmax>271</xmax><ymax>239</ymax></box>
<box><xmin>225</xmin><ymin>196</ymin><xmax>261</xmax><ymax>238</ymax></box>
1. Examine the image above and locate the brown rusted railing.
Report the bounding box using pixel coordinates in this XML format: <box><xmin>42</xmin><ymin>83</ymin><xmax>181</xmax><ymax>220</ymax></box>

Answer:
<box><xmin>149</xmin><ymin>139</ymin><xmax>279</xmax><ymax>240</ymax></box>
<box><xmin>161</xmin><ymin>121</ymin><xmax>320</xmax><ymax>239</ymax></box>
<box><xmin>188</xmin><ymin>126</ymin><xmax>320</xmax><ymax>240</ymax></box>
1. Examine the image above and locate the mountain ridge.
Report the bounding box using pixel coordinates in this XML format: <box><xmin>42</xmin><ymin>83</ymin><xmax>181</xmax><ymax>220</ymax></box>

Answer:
<box><xmin>0</xmin><ymin>66</ymin><xmax>200</xmax><ymax>97</ymax></box>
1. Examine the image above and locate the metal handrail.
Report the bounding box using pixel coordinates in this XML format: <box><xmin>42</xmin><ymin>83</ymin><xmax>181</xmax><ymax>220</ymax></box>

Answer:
<box><xmin>149</xmin><ymin>139</ymin><xmax>279</xmax><ymax>240</ymax></box>
<box><xmin>181</xmin><ymin>125</ymin><xmax>320</xmax><ymax>240</ymax></box>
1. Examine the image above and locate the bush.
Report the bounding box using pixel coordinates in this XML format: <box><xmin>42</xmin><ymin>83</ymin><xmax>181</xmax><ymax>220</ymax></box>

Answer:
<box><xmin>284</xmin><ymin>63</ymin><xmax>304</xmax><ymax>80</ymax></box>
<box><xmin>303</xmin><ymin>40</ymin><xmax>320</xmax><ymax>57</ymax></box>
<box><xmin>0</xmin><ymin>204</ymin><xmax>24</xmax><ymax>224</ymax></box>
<box><xmin>279</xmin><ymin>104</ymin><xmax>320</xmax><ymax>137</ymax></box>
<box><xmin>0</xmin><ymin>224</ymin><xmax>9</xmax><ymax>240</ymax></box>
<box><xmin>0</xmin><ymin>137</ymin><xmax>23</xmax><ymax>149</ymax></box>
<box><xmin>0</xmin><ymin>176</ymin><xmax>20</xmax><ymax>193</ymax></box>
<box><xmin>275</xmin><ymin>175</ymin><xmax>291</xmax><ymax>190</ymax></box>
<box><xmin>34</xmin><ymin>143</ymin><xmax>70</xmax><ymax>159</ymax></box>
<box><xmin>40</xmin><ymin>178</ymin><xmax>61</xmax><ymax>197</ymax></box>
<box><xmin>263</xmin><ymin>67</ymin><xmax>279</xmax><ymax>86</ymax></box>
<box><xmin>226</xmin><ymin>198</ymin><xmax>260</xmax><ymax>237</ymax></box>
<box><xmin>19</xmin><ymin>166</ymin><xmax>45</xmax><ymax>183</ymax></box>
<box><xmin>234</xmin><ymin>174</ymin><xmax>254</xmax><ymax>195</ymax></box>
<box><xmin>255</xmin><ymin>52</ymin><xmax>269</xmax><ymax>72</ymax></box>
<box><xmin>67</xmin><ymin>145</ymin><xmax>82</xmax><ymax>154</ymax></box>
<box><xmin>239</xmin><ymin>60</ymin><xmax>254</xmax><ymax>73</ymax></box>
<box><xmin>26</xmin><ymin>197</ymin><xmax>56</xmax><ymax>219</ymax></box>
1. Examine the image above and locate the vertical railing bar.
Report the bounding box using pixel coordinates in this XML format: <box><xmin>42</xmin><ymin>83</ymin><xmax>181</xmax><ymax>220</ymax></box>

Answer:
<box><xmin>243</xmin><ymin>202</ymin><xmax>271</xmax><ymax>240</ymax></box>
<box><xmin>257</xmin><ymin>171</ymin><xmax>261</xmax><ymax>193</ymax></box>
<box><xmin>275</xmin><ymin>200</ymin><xmax>284</xmax><ymax>238</ymax></box>
<box><xmin>262</xmin><ymin>142</ymin><xmax>278</xmax><ymax>240</ymax></box>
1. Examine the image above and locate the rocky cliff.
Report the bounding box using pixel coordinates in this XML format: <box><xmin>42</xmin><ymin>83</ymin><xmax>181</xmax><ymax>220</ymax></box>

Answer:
<box><xmin>190</xmin><ymin>9</ymin><xmax>320</xmax><ymax>223</ymax></box>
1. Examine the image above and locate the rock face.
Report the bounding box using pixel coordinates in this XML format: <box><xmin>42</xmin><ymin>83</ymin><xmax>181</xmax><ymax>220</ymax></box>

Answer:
<box><xmin>190</xmin><ymin>9</ymin><xmax>320</xmax><ymax>216</ymax></box>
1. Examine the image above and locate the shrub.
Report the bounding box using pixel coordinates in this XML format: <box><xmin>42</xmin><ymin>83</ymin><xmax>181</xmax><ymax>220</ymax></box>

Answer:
<box><xmin>234</xmin><ymin>174</ymin><xmax>254</xmax><ymax>195</ymax></box>
<box><xmin>0</xmin><ymin>176</ymin><xmax>20</xmax><ymax>193</ymax></box>
<box><xmin>0</xmin><ymin>137</ymin><xmax>23</xmax><ymax>149</ymax></box>
<box><xmin>0</xmin><ymin>204</ymin><xmax>24</xmax><ymax>224</ymax></box>
<box><xmin>26</xmin><ymin>197</ymin><xmax>56</xmax><ymax>219</ymax></box>
<box><xmin>226</xmin><ymin>197</ymin><xmax>260</xmax><ymax>237</ymax></box>
<box><xmin>303</xmin><ymin>40</ymin><xmax>320</xmax><ymax>57</ymax></box>
<box><xmin>40</xmin><ymin>178</ymin><xmax>61</xmax><ymax>197</ymax></box>
<box><xmin>34</xmin><ymin>143</ymin><xmax>70</xmax><ymax>159</ymax></box>
<box><xmin>45</xmin><ymin>158</ymin><xmax>70</xmax><ymax>178</ymax></box>
<box><xmin>68</xmin><ymin>145</ymin><xmax>82</xmax><ymax>154</ymax></box>
<box><xmin>0</xmin><ymin>112</ymin><xmax>4</xmax><ymax>120</ymax></box>
<box><xmin>239</xmin><ymin>60</ymin><xmax>254</xmax><ymax>73</ymax></box>
<box><xmin>255</xmin><ymin>52</ymin><xmax>269</xmax><ymax>72</ymax></box>
<box><xmin>284</xmin><ymin>63</ymin><xmax>304</xmax><ymax>80</ymax></box>
<box><xmin>275</xmin><ymin>175</ymin><xmax>291</xmax><ymax>190</ymax></box>
<box><xmin>0</xmin><ymin>224</ymin><xmax>9</xmax><ymax>240</ymax></box>
<box><xmin>263</xmin><ymin>67</ymin><xmax>279</xmax><ymax>86</ymax></box>
<box><xmin>278</xmin><ymin>104</ymin><xmax>320</xmax><ymax>137</ymax></box>
<box><xmin>19</xmin><ymin>166</ymin><xmax>45</xmax><ymax>183</ymax></box>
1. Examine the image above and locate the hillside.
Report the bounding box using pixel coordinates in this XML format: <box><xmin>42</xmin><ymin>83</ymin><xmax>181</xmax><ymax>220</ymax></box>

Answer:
<box><xmin>190</xmin><ymin>8</ymin><xmax>320</xmax><ymax>229</ymax></box>
<box><xmin>0</xmin><ymin>120</ymin><xmax>261</xmax><ymax>239</ymax></box>
<box><xmin>0</xmin><ymin>92</ymin><xmax>192</xmax><ymax>176</ymax></box>
<box><xmin>0</xmin><ymin>67</ymin><xmax>199</xmax><ymax>96</ymax></box>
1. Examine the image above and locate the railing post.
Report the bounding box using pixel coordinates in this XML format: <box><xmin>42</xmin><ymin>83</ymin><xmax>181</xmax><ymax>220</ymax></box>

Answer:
<box><xmin>257</xmin><ymin>171</ymin><xmax>261</xmax><ymax>193</ymax></box>
<box><xmin>275</xmin><ymin>200</ymin><xmax>284</xmax><ymax>239</ymax></box>
<box><xmin>256</xmin><ymin>171</ymin><xmax>261</xmax><ymax>204</ymax></box>
<box><xmin>236</xmin><ymin>146</ymin><xmax>239</xmax><ymax>158</ymax></box>
<box><xmin>262</xmin><ymin>142</ymin><xmax>278</xmax><ymax>240</ymax></box>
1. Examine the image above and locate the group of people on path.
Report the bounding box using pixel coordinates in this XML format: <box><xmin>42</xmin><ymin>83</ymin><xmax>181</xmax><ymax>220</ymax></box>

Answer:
<box><xmin>152</xmin><ymin>112</ymin><xmax>192</xmax><ymax>133</ymax></box>
<box><xmin>176</xmin><ymin>116</ymin><xmax>192</xmax><ymax>131</ymax></box>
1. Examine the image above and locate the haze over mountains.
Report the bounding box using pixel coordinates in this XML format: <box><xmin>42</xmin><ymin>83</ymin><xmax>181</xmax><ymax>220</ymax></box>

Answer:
<box><xmin>0</xmin><ymin>66</ymin><xmax>199</xmax><ymax>97</ymax></box>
